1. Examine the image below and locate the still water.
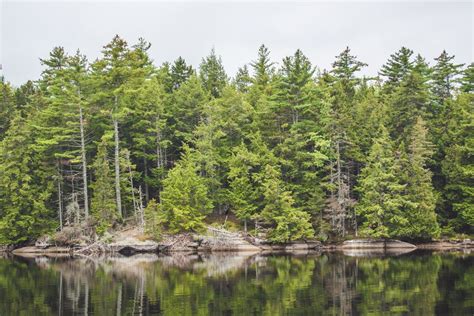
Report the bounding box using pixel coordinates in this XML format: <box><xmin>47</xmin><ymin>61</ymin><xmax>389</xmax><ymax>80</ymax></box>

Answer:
<box><xmin>0</xmin><ymin>250</ymin><xmax>472</xmax><ymax>315</ymax></box>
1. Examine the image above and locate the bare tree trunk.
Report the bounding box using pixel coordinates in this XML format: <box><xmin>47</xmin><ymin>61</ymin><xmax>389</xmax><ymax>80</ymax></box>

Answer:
<box><xmin>126</xmin><ymin>150</ymin><xmax>137</xmax><ymax>221</ymax></box>
<box><xmin>79</xmin><ymin>107</ymin><xmax>89</xmax><ymax>219</ymax></box>
<box><xmin>143</xmin><ymin>156</ymin><xmax>149</xmax><ymax>203</ymax></box>
<box><xmin>58</xmin><ymin>163</ymin><xmax>63</xmax><ymax>230</ymax></box>
<box><xmin>156</xmin><ymin>117</ymin><xmax>163</xmax><ymax>169</ymax></box>
<box><xmin>114</xmin><ymin>115</ymin><xmax>122</xmax><ymax>218</ymax></box>
<box><xmin>138</xmin><ymin>186</ymin><xmax>145</xmax><ymax>231</ymax></box>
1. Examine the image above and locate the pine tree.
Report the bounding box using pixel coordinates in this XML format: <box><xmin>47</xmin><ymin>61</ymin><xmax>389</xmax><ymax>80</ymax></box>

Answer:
<box><xmin>431</xmin><ymin>50</ymin><xmax>464</xmax><ymax>104</ymax></box>
<box><xmin>143</xmin><ymin>199</ymin><xmax>161</xmax><ymax>239</ymax></box>
<box><xmin>260</xmin><ymin>165</ymin><xmax>314</xmax><ymax>242</ymax></box>
<box><xmin>90</xmin><ymin>137</ymin><xmax>117</xmax><ymax>235</ymax></box>
<box><xmin>169</xmin><ymin>75</ymin><xmax>208</xmax><ymax>148</ymax></box>
<box><xmin>331</xmin><ymin>46</ymin><xmax>367</xmax><ymax>89</ymax></box>
<box><xmin>277</xmin><ymin>49</ymin><xmax>315</xmax><ymax>125</ymax></box>
<box><xmin>34</xmin><ymin>47</ymin><xmax>90</xmax><ymax>226</ymax></box>
<box><xmin>389</xmin><ymin>71</ymin><xmax>430</xmax><ymax>141</ymax></box>
<box><xmin>0</xmin><ymin>77</ymin><xmax>16</xmax><ymax>140</ymax></box>
<box><xmin>460</xmin><ymin>63</ymin><xmax>474</xmax><ymax>93</ymax></box>
<box><xmin>171</xmin><ymin>56</ymin><xmax>193</xmax><ymax>90</ymax></box>
<box><xmin>355</xmin><ymin>127</ymin><xmax>407</xmax><ymax>238</ymax></box>
<box><xmin>0</xmin><ymin>114</ymin><xmax>55</xmax><ymax>244</ymax></box>
<box><xmin>442</xmin><ymin>93</ymin><xmax>474</xmax><ymax>233</ymax></box>
<box><xmin>250</xmin><ymin>44</ymin><xmax>275</xmax><ymax>88</ymax></box>
<box><xmin>379</xmin><ymin>47</ymin><xmax>414</xmax><ymax>88</ymax></box>
<box><xmin>397</xmin><ymin>117</ymin><xmax>439</xmax><ymax>239</ymax></box>
<box><xmin>234</xmin><ymin>65</ymin><xmax>252</xmax><ymax>93</ymax></box>
<box><xmin>413</xmin><ymin>54</ymin><xmax>431</xmax><ymax>82</ymax></box>
<box><xmin>199</xmin><ymin>48</ymin><xmax>228</xmax><ymax>98</ymax></box>
<box><xmin>227</xmin><ymin>144</ymin><xmax>260</xmax><ymax>231</ymax></box>
<box><xmin>159</xmin><ymin>146</ymin><xmax>213</xmax><ymax>233</ymax></box>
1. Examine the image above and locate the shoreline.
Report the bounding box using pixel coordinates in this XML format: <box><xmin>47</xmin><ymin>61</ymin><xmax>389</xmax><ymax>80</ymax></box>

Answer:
<box><xmin>3</xmin><ymin>237</ymin><xmax>473</xmax><ymax>256</ymax></box>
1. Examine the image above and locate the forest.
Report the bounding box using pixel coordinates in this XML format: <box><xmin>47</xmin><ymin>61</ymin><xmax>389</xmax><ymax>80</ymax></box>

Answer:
<box><xmin>0</xmin><ymin>35</ymin><xmax>472</xmax><ymax>245</ymax></box>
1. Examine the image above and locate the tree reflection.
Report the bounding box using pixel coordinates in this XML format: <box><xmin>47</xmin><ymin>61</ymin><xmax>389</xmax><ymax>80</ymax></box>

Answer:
<box><xmin>0</xmin><ymin>252</ymin><xmax>472</xmax><ymax>315</ymax></box>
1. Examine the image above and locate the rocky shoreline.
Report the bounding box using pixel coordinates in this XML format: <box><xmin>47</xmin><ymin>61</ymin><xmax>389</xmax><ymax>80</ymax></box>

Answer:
<box><xmin>2</xmin><ymin>228</ymin><xmax>473</xmax><ymax>256</ymax></box>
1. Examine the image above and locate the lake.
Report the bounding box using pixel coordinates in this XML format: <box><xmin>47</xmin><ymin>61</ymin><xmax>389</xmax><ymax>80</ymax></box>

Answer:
<box><xmin>0</xmin><ymin>250</ymin><xmax>472</xmax><ymax>315</ymax></box>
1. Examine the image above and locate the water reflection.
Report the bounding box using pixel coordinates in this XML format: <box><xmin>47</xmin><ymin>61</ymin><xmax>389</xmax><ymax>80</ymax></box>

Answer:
<box><xmin>0</xmin><ymin>251</ymin><xmax>472</xmax><ymax>315</ymax></box>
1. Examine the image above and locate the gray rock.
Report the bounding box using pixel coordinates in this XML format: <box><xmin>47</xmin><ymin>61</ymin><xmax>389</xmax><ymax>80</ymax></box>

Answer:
<box><xmin>342</xmin><ymin>239</ymin><xmax>416</xmax><ymax>249</ymax></box>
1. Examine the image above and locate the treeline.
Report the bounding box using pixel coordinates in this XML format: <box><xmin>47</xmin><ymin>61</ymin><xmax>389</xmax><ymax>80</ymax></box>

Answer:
<box><xmin>0</xmin><ymin>36</ymin><xmax>472</xmax><ymax>244</ymax></box>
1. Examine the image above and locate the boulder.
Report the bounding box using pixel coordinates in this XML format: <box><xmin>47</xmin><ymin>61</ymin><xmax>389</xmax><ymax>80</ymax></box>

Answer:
<box><xmin>342</xmin><ymin>239</ymin><xmax>416</xmax><ymax>249</ymax></box>
<box><xmin>108</xmin><ymin>238</ymin><xmax>159</xmax><ymax>254</ymax></box>
<box><xmin>196</xmin><ymin>234</ymin><xmax>261</xmax><ymax>252</ymax></box>
<box><xmin>12</xmin><ymin>246</ymin><xmax>71</xmax><ymax>254</ymax></box>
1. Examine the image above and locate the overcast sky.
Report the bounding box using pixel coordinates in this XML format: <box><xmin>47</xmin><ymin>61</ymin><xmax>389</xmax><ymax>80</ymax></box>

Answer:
<box><xmin>1</xmin><ymin>1</ymin><xmax>472</xmax><ymax>86</ymax></box>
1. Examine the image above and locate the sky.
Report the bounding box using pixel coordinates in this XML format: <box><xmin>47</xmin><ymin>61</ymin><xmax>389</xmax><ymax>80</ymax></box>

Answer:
<box><xmin>1</xmin><ymin>0</ymin><xmax>473</xmax><ymax>86</ymax></box>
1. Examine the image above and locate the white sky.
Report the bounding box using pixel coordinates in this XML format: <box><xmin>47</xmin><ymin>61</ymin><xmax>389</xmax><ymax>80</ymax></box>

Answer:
<box><xmin>1</xmin><ymin>0</ymin><xmax>473</xmax><ymax>86</ymax></box>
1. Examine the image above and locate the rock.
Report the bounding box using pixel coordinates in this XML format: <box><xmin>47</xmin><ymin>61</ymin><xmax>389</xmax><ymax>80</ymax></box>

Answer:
<box><xmin>306</xmin><ymin>241</ymin><xmax>323</xmax><ymax>250</ymax></box>
<box><xmin>462</xmin><ymin>239</ymin><xmax>472</xmax><ymax>245</ymax></box>
<box><xmin>196</xmin><ymin>234</ymin><xmax>261</xmax><ymax>252</ymax></box>
<box><xmin>285</xmin><ymin>243</ymin><xmax>309</xmax><ymax>251</ymax></box>
<box><xmin>12</xmin><ymin>246</ymin><xmax>71</xmax><ymax>254</ymax></box>
<box><xmin>342</xmin><ymin>239</ymin><xmax>416</xmax><ymax>249</ymax></box>
<box><xmin>108</xmin><ymin>238</ymin><xmax>159</xmax><ymax>254</ymax></box>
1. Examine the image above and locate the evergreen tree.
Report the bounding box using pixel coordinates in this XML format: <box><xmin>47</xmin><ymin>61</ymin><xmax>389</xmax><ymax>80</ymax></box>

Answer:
<box><xmin>171</xmin><ymin>56</ymin><xmax>193</xmax><ymax>90</ymax></box>
<box><xmin>0</xmin><ymin>77</ymin><xmax>16</xmax><ymax>139</ymax></box>
<box><xmin>355</xmin><ymin>127</ymin><xmax>407</xmax><ymax>238</ymax></box>
<box><xmin>397</xmin><ymin>117</ymin><xmax>439</xmax><ymax>239</ymax></box>
<box><xmin>331</xmin><ymin>46</ymin><xmax>367</xmax><ymax>88</ymax></box>
<box><xmin>227</xmin><ymin>144</ymin><xmax>260</xmax><ymax>231</ymax></box>
<box><xmin>159</xmin><ymin>146</ymin><xmax>212</xmax><ymax>233</ymax></box>
<box><xmin>0</xmin><ymin>114</ymin><xmax>55</xmax><ymax>244</ymax></box>
<box><xmin>379</xmin><ymin>47</ymin><xmax>414</xmax><ymax>88</ymax></box>
<box><xmin>169</xmin><ymin>74</ymin><xmax>208</xmax><ymax>149</ymax></box>
<box><xmin>90</xmin><ymin>137</ymin><xmax>117</xmax><ymax>235</ymax></box>
<box><xmin>199</xmin><ymin>49</ymin><xmax>228</xmax><ymax>98</ymax></box>
<box><xmin>389</xmin><ymin>71</ymin><xmax>429</xmax><ymax>141</ymax></box>
<box><xmin>442</xmin><ymin>93</ymin><xmax>474</xmax><ymax>233</ymax></box>
<box><xmin>277</xmin><ymin>49</ymin><xmax>315</xmax><ymax>125</ymax></box>
<box><xmin>431</xmin><ymin>50</ymin><xmax>464</xmax><ymax>104</ymax></box>
<box><xmin>413</xmin><ymin>54</ymin><xmax>431</xmax><ymax>82</ymax></box>
<box><xmin>460</xmin><ymin>63</ymin><xmax>474</xmax><ymax>93</ymax></box>
<box><xmin>260</xmin><ymin>165</ymin><xmax>314</xmax><ymax>242</ymax></box>
<box><xmin>250</xmin><ymin>44</ymin><xmax>275</xmax><ymax>88</ymax></box>
<box><xmin>234</xmin><ymin>65</ymin><xmax>252</xmax><ymax>93</ymax></box>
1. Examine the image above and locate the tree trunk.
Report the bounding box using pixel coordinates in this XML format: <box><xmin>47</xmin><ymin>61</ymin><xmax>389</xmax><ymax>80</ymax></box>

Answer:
<box><xmin>114</xmin><ymin>116</ymin><xmax>122</xmax><ymax>218</ymax></box>
<box><xmin>138</xmin><ymin>186</ymin><xmax>145</xmax><ymax>231</ymax></box>
<box><xmin>80</xmin><ymin>107</ymin><xmax>89</xmax><ymax>219</ymax></box>
<box><xmin>143</xmin><ymin>156</ymin><xmax>149</xmax><ymax>203</ymax></box>
<box><xmin>57</xmin><ymin>163</ymin><xmax>63</xmax><ymax>230</ymax></box>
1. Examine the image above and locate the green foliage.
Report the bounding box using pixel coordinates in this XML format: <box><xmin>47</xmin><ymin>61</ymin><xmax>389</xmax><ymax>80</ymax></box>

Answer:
<box><xmin>442</xmin><ymin>93</ymin><xmax>474</xmax><ymax>232</ymax></box>
<box><xmin>1</xmin><ymin>38</ymin><xmax>470</xmax><ymax>242</ymax></box>
<box><xmin>0</xmin><ymin>114</ymin><xmax>55</xmax><ymax>244</ymax></box>
<box><xmin>199</xmin><ymin>49</ymin><xmax>228</xmax><ymax>98</ymax></box>
<box><xmin>159</xmin><ymin>146</ymin><xmax>213</xmax><ymax>233</ymax></box>
<box><xmin>431</xmin><ymin>50</ymin><xmax>464</xmax><ymax>104</ymax></box>
<box><xmin>397</xmin><ymin>117</ymin><xmax>440</xmax><ymax>240</ymax></box>
<box><xmin>379</xmin><ymin>47</ymin><xmax>414</xmax><ymax>87</ymax></box>
<box><xmin>90</xmin><ymin>137</ymin><xmax>117</xmax><ymax>235</ymax></box>
<box><xmin>355</xmin><ymin>127</ymin><xmax>408</xmax><ymax>238</ymax></box>
<box><xmin>144</xmin><ymin>199</ymin><xmax>162</xmax><ymax>239</ymax></box>
<box><xmin>261</xmin><ymin>165</ymin><xmax>314</xmax><ymax>242</ymax></box>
